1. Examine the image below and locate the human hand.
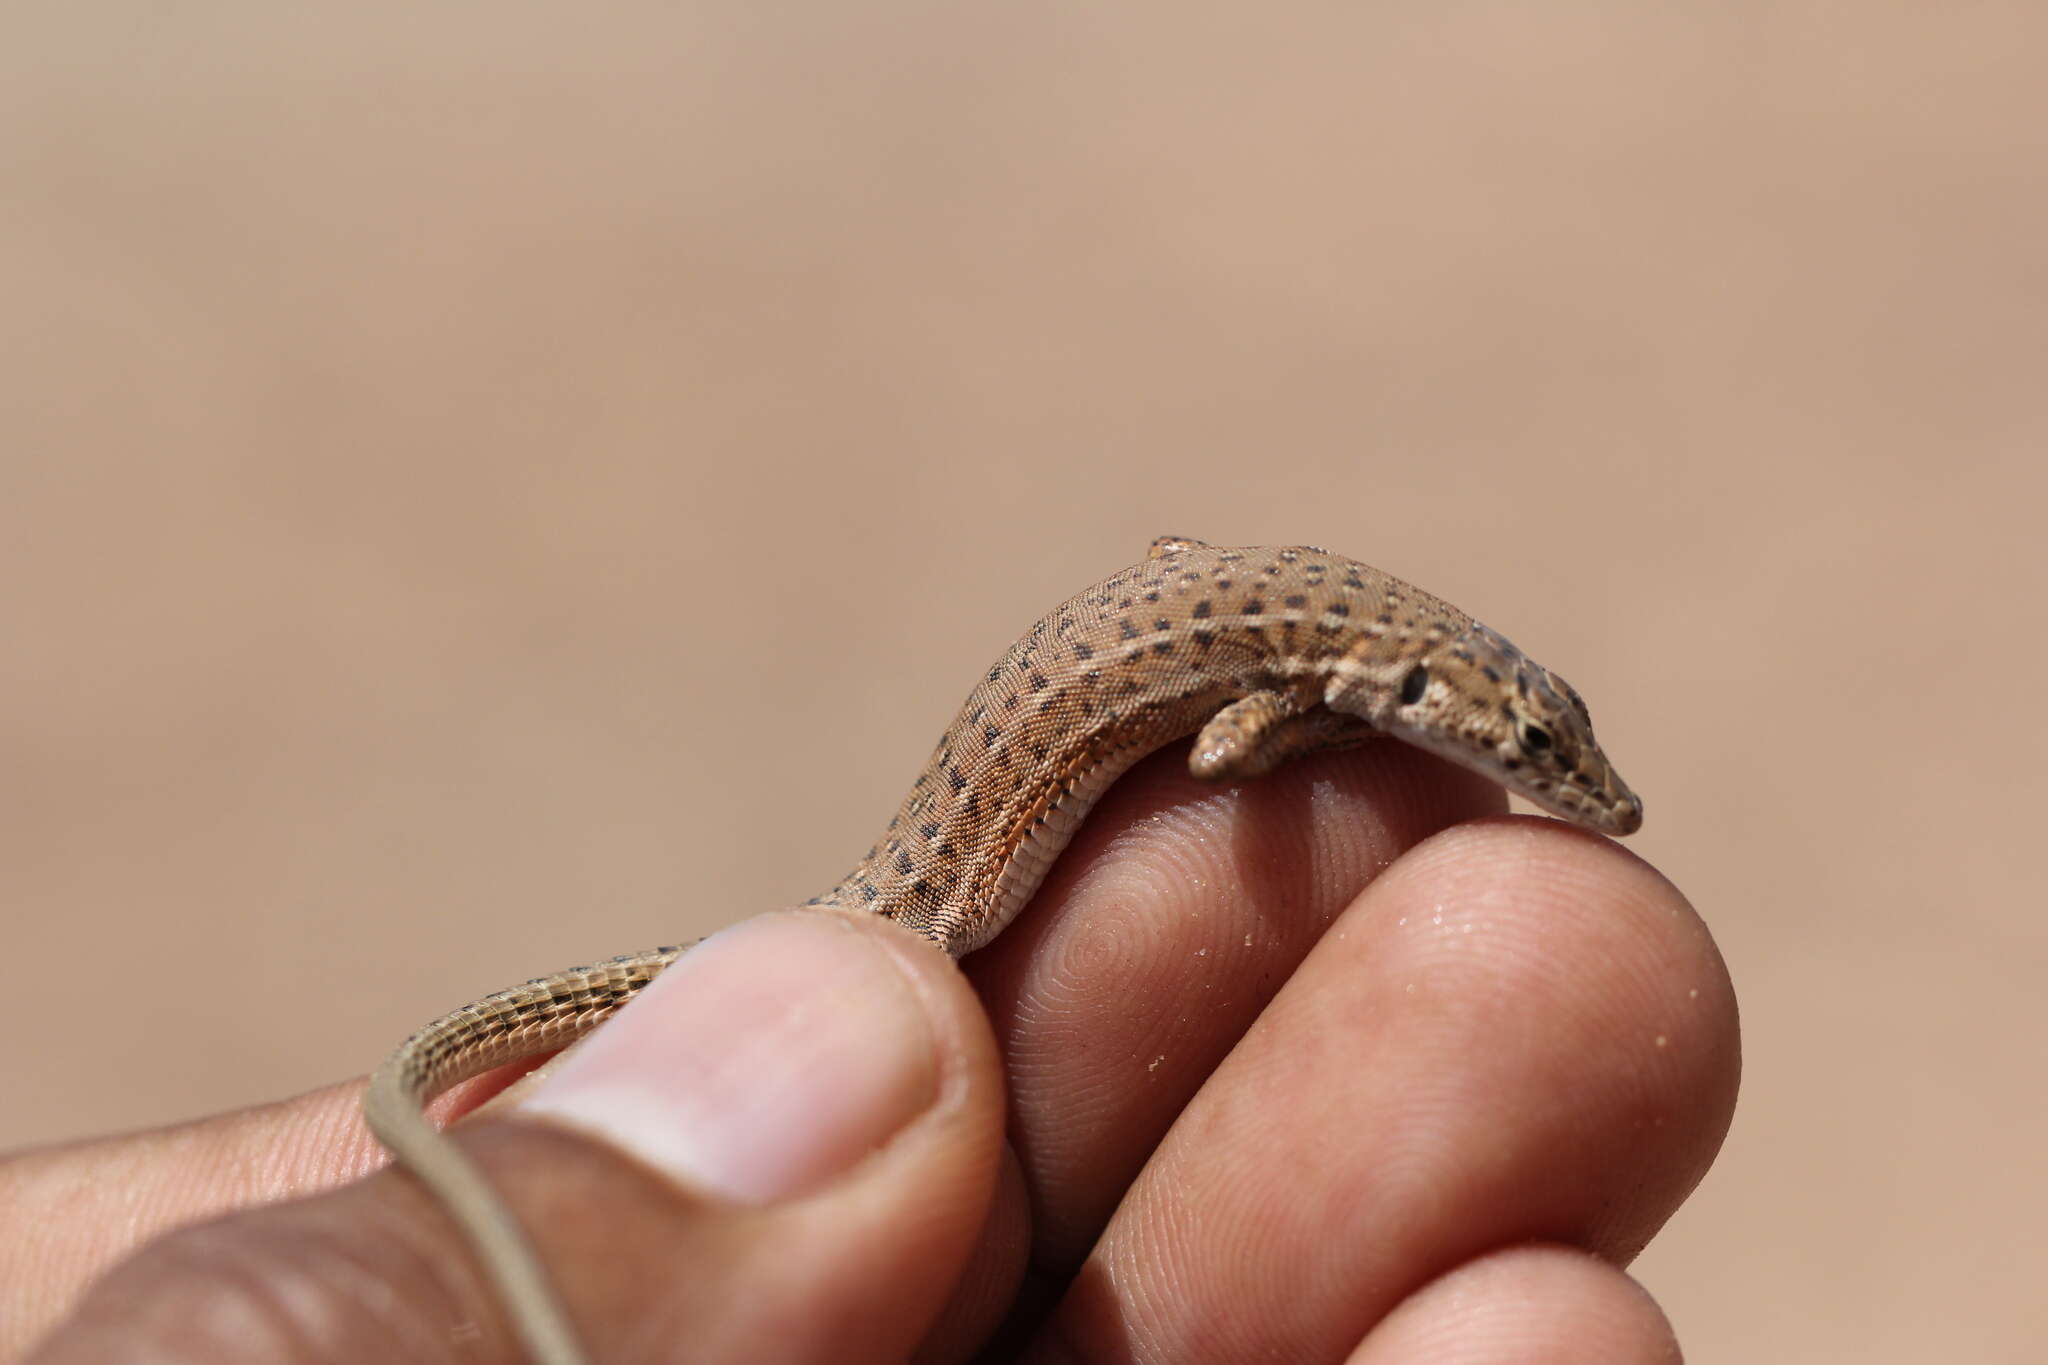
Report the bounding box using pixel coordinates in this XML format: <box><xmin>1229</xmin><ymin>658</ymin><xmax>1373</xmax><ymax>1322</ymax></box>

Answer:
<box><xmin>10</xmin><ymin>741</ymin><xmax>1736</xmax><ymax>1362</ymax></box>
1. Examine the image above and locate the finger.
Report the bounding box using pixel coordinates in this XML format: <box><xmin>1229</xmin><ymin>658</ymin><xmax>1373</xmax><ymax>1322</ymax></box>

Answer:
<box><xmin>1034</xmin><ymin>821</ymin><xmax>1736</xmax><ymax>1362</ymax></box>
<box><xmin>966</xmin><ymin>738</ymin><xmax>1507</xmax><ymax>1265</ymax></box>
<box><xmin>0</xmin><ymin>1082</ymin><xmax>388</xmax><ymax>1354</ymax></box>
<box><xmin>29</xmin><ymin>910</ymin><xmax>1011</xmax><ymax>1365</ymax></box>
<box><xmin>1348</xmin><ymin>1244</ymin><xmax>1679</xmax><ymax>1364</ymax></box>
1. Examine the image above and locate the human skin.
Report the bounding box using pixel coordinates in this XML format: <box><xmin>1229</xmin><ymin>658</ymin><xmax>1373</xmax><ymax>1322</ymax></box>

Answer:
<box><xmin>5</xmin><ymin>741</ymin><xmax>1737</xmax><ymax>1363</ymax></box>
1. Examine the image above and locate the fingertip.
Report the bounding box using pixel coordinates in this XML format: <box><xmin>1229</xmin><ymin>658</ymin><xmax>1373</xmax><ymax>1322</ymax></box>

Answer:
<box><xmin>1350</xmin><ymin>1244</ymin><xmax>1680</xmax><ymax>1364</ymax></box>
<box><xmin>1373</xmin><ymin>816</ymin><xmax>1738</xmax><ymax>1138</ymax></box>
<box><xmin>1329</xmin><ymin>815</ymin><xmax>1739</xmax><ymax>1259</ymax></box>
<box><xmin>520</xmin><ymin>912</ymin><xmax>948</xmax><ymax>1207</ymax></box>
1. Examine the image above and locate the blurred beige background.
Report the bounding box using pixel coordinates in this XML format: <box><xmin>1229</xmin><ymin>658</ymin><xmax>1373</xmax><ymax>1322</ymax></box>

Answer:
<box><xmin>4</xmin><ymin>3</ymin><xmax>2043</xmax><ymax>1360</ymax></box>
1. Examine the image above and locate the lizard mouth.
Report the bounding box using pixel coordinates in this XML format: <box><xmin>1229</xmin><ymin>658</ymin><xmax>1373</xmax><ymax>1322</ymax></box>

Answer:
<box><xmin>1515</xmin><ymin>770</ymin><xmax>1644</xmax><ymax>836</ymax></box>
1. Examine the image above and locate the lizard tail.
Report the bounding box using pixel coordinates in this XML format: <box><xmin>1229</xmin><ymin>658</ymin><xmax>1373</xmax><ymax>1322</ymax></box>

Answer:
<box><xmin>364</xmin><ymin>945</ymin><xmax>688</xmax><ymax>1365</ymax></box>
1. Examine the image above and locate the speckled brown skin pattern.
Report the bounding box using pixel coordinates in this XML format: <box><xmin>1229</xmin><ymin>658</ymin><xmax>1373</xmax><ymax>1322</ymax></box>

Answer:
<box><xmin>365</xmin><ymin>537</ymin><xmax>1643</xmax><ymax>1365</ymax></box>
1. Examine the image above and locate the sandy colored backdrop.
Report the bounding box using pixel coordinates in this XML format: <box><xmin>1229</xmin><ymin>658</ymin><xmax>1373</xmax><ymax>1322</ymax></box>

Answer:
<box><xmin>4</xmin><ymin>5</ymin><xmax>2042</xmax><ymax>1361</ymax></box>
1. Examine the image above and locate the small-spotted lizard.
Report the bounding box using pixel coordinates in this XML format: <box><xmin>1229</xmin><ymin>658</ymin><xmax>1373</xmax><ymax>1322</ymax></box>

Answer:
<box><xmin>366</xmin><ymin>537</ymin><xmax>1643</xmax><ymax>1365</ymax></box>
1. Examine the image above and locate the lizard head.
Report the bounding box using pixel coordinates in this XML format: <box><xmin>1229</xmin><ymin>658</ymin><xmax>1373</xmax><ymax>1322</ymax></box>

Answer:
<box><xmin>1326</xmin><ymin>622</ymin><xmax>1644</xmax><ymax>836</ymax></box>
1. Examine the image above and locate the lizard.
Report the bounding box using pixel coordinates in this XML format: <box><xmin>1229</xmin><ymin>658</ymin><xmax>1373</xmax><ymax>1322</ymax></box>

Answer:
<box><xmin>365</xmin><ymin>536</ymin><xmax>1644</xmax><ymax>1365</ymax></box>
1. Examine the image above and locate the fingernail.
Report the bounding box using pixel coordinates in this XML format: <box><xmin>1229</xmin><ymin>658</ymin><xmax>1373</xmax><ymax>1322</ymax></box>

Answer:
<box><xmin>521</xmin><ymin>912</ymin><xmax>938</xmax><ymax>1205</ymax></box>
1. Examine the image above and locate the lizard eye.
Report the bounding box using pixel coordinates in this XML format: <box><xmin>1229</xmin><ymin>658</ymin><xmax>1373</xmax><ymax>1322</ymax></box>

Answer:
<box><xmin>1519</xmin><ymin>722</ymin><xmax>1553</xmax><ymax>752</ymax></box>
<box><xmin>1399</xmin><ymin>665</ymin><xmax>1430</xmax><ymax>706</ymax></box>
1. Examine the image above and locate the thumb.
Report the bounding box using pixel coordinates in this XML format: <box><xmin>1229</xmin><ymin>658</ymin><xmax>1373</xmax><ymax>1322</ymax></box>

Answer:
<box><xmin>30</xmin><ymin>911</ymin><xmax>1012</xmax><ymax>1364</ymax></box>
